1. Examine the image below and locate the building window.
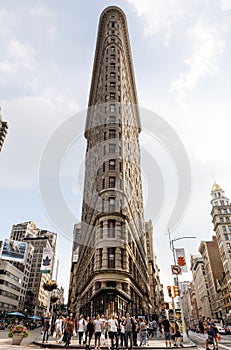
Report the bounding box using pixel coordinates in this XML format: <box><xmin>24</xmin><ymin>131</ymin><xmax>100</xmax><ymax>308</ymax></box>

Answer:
<box><xmin>109</xmin><ymin>197</ymin><xmax>115</xmax><ymax>212</ymax></box>
<box><xmin>110</xmin><ymin>72</ymin><xmax>115</xmax><ymax>78</ymax></box>
<box><xmin>111</xmin><ymin>54</ymin><xmax>115</xmax><ymax>60</ymax></box>
<box><xmin>102</xmin><ymin>199</ymin><xmax>105</xmax><ymax>212</ymax></box>
<box><xmin>109</xmin><ymin>176</ymin><xmax>116</xmax><ymax>188</ymax></box>
<box><xmin>222</xmin><ymin>226</ymin><xmax>227</xmax><ymax>232</ymax></box>
<box><xmin>109</xmin><ymin>115</ymin><xmax>116</xmax><ymax>124</ymax></box>
<box><xmin>109</xmin><ymin>129</ymin><xmax>116</xmax><ymax>139</ymax></box>
<box><xmin>228</xmin><ymin>226</ymin><xmax>231</xmax><ymax>233</ymax></box>
<box><xmin>108</xmin><ymin>220</ymin><xmax>115</xmax><ymax>238</ymax></box>
<box><xmin>110</xmin><ymin>63</ymin><xmax>115</xmax><ymax>69</ymax></box>
<box><xmin>121</xmin><ymin>248</ymin><xmax>126</xmax><ymax>269</ymax></box>
<box><xmin>100</xmin><ymin>222</ymin><xmax>103</xmax><ymax>239</ymax></box>
<box><xmin>220</xmin><ymin>217</ymin><xmax>224</xmax><ymax>222</ymax></box>
<box><xmin>110</xmin><ymin>104</ymin><xmax>116</xmax><ymax>112</ymax></box>
<box><xmin>102</xmin><ymin>178</ymin><xmax>105</xmax><ymax>189</ymax></box>
<box><xmin>99</xmin><ymin>248</ymin><xmax>103</xmax><ymax>269</ymax></box>
<box><xmin>108</xmin><ymin>248</ymin><xmax>115</xmax><ymax>268</ymax></box>
<box><xmin>109</xmin><ymin>144</ymin><xmax>116</xmax><ymax>154</ymax></box>
<box><xmin>104</xmin><ymin>132</ymin><xmax>107</xmax><ymax>140</ymax></box>
<box><xmin>226</xmin><ymin>217</ymin><xmax>230</xmax><ymax>222</ymax></box>
<box><xmin>110</xmin><ymin>82</ymin><xmax>116</xmax><ymax>89</ymax></box>
<box><xmin>224</xmin><ymin>233</ymin><xmax>229</xmax><ymax>240</ymax></box>
<box><xmin>109</xmin><ymin>159</ymin><xmax>116</xmax><ymax>170</ymax></box>
<box><xmin>110</xmin><ymin>92</ymin><xmax>115</xmax><ymax>100</ymax></box>
<box><xmin>103</xmin><ymin>162</ymin><xmax>105</xmax><ymax>172</ymax></box>
<box><xmin>120</xmin><ymin>222</ymin><xmax>125</xmax><ymax>238</ymax></box>
<box><xmin>119</xmin><ymin>162</ymin><xmax>122</xmax><ymax>172</ymax></box>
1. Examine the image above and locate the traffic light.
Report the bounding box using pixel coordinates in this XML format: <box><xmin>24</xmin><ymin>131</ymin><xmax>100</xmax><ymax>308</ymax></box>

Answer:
<box><xmin>163</xmin><ymin>302</ymin><xmax>169</xmax><ymax>309</ymax></box>
<box><xmin>173</xmin><ymin>285</ymin><xmax>179</xmax><ymax>297</ymax></box>
<box><xmin>167</xmin><ymin>285</ymin><xmax>172</xmax><ymax>297</ymax></box>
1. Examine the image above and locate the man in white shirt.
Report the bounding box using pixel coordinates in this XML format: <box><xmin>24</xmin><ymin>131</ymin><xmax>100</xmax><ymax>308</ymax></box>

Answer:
<box><xmin>94</xmin><ymin>314</ymin><xmax>103</xmax><ymax>350</ymax></box>
<box><xmin>108</xmin><ymin>314</ymin><xmax>118</xmax><ymax>349</ymax></box>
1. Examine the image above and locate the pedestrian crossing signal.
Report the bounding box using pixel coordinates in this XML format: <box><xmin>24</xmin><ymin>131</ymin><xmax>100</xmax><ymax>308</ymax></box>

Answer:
<box><xmin>173</xmin><ymin>285</ymin><xmax>179</xmax><ymax>297</ymax></box>
<box><xmin>167</xmin><ymin>285</ymin><xmax>172</xmax><ymax>297</ymax></box>
<box><xmin>163</xmin><ymin>302</ymin><xmax>169</xmax><ymax>309</ymax></box>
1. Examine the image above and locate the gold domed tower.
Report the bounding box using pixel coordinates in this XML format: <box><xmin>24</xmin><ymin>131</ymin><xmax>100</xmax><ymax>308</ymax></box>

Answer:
<box><xmin>210</xmin><ymin>183</ymin><xmax>231</xmax><ymax>316</ymax></box>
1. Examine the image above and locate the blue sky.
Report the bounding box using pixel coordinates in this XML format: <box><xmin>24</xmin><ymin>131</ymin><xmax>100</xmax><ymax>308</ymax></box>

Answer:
<box><xmin>0</xmin><ymin>0</ymin><xmax>231</xmax><ymax>302</ymax></box>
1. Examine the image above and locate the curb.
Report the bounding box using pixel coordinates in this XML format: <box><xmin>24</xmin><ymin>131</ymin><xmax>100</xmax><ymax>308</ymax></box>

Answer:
<box><xmin>33</xmin><ymin>340</ymin><xmax>197</xmax><ymax>349</ymax></box>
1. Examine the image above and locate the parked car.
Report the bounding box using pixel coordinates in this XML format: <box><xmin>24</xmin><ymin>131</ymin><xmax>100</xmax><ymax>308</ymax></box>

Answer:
<box><xmin>215</xmin><ymin>323</ymin><xmax>226</xmax><ymax>335</ymax></box>
<box><xmin>225</xmin><ymin>325</ymin><xmax>231</xmax><ymax>335</ymax></box>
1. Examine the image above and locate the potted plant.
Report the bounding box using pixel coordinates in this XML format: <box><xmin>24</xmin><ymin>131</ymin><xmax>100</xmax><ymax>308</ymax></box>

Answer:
<box><xmin>43</xmin><ymin>280</ymin><xmax>58</xmax><ymax>291</ymax></box>
<box><xmin>8</xmin><ymin>325</ymin><xmax>29</xmax><ymax>345</ymax></box>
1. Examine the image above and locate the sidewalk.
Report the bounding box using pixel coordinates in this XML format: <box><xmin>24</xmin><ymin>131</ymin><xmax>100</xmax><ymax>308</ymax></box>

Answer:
<box><xmin>0</xmin><ymin>329</ymin><xmax>196</xmax><ymax>349</ymax></box>
<box><xmin>33</xmin><ymin>333</ymin><xmax>196</xmax><ymax>349</ymax></box>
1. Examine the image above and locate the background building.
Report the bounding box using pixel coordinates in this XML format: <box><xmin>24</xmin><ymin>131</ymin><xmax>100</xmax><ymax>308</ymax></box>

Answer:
<box><xmin>0</xmin><ymin>259</ymin><xmax>24</xmax><ymax>313</ymax></box>
<box><xmin>211</xmin><ymin>183</ymin><xmax>231</xmax><ymax>317</ymax></box>
<box><xmin>190</xmin><ymin>255</ymin><xmax>211</xmax><ymax>319</ymax></box>
<box><xmin>69</xmin><ymin>6</ymin><xmax>161</xmax><ymax>318</ymax></box>
<box><xmin>0</xmin><ymin>110</ymin><xmax>8</xmax><ymax>152</ymax></box>
<box><xmin>10</xmin><ymin>221</ymin><xmax>57</xmax><ymax>315</ymax></box>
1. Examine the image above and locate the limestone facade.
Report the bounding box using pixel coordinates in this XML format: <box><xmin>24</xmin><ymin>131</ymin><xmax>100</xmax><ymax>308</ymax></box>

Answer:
<box><xmin>69</xmin><ymin>6</ymin><xmax>158</xmax><ymax>318</ymax></box>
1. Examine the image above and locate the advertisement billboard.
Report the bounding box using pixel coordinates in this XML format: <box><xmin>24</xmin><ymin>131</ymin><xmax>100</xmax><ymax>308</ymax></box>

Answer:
<box><xmin>0</xmin><ymin>239</ymin><xmax>27</xmax><ymax>263</ymax></box>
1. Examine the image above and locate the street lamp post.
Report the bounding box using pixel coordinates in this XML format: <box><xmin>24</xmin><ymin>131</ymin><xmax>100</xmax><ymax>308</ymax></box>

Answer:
<box><xmin>168</xmin><ymin>230</ymin><xmax>196</xmax><ymax>336</ymax></box>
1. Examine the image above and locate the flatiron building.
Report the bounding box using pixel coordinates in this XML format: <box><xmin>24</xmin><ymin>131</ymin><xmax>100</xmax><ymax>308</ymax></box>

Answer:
<box><xmin>69</xmin><ymin>6</ymin><xmax>157</xmax><ymax>317</ymax></box>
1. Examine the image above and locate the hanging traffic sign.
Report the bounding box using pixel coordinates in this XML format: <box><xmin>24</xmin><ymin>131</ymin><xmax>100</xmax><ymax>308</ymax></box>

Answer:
<box><xmin>171</xmin><ymin>265</ymin><xmax>182</xmax><ymax>275</ymax></box>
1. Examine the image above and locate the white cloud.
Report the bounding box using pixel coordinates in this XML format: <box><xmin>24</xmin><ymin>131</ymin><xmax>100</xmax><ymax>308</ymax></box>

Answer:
<box><xmin>7</xmin><ymin>39</ymin><xmax>36</xmax><ymax>69</ymax></box>
<box><xmin>220</xmin><ymin>0</ymin><xmax>231</xmax><ymax>11</ymax></box>
<box><xmin>170</xmin><ymin>21</ymin><xmax>224</xmax><ymax>104</ymax></box>
<box><xmin>0</xmin><ymin>60</ymin><xmax>17</xmax><ymax>75</ymax></box>
<box><xmin>129</xmin><ymin>0</ymin><xmax>188</xmax><ymax>35</ymax></box>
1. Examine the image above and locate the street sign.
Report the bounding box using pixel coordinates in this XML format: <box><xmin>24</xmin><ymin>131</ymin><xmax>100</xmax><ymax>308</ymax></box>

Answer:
<box><xmin>171</xmin><ymin>265</ymin><xmax>182</xmax><ymax>275</ymax></box>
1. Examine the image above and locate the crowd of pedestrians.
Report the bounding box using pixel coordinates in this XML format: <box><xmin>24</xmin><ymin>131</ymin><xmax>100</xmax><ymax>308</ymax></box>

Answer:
<box><xmin>41</xmin><ymin>311</ymin><xmax>164</xmax><ymax>349</ymax></box>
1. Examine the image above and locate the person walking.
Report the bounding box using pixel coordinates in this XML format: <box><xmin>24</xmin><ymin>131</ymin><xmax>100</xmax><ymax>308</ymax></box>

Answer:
<box><xmin>86</xmin><ymin>317</ymin><xmax>94</xmax><ymax>350</ymax></box>
<box><xmin>55</xmin><ymin>314</ymin><xmax>65</xmax><ymax>343</ymax></box>
<box><xmin>173</xmin><ymin>318</ymin><xmax>184</xmax><ymax>347</ymax></box>
<box><xmin>65</xmin><ymin>314</ymin><xmax>75</xmax><ymax>349</ymax></box>
<box><xmin>120</xmin><ymin>316</ymin><xmax>125</xmax><ymax>348</ymax></box>
<box><xmin>152</xmin><ymin>319</ymin><xmax>158</xmax><ymax>339</ymax></box>
<box><xmin>94</xmin><ymin>314</ymin><xmax>103</xmax><ymax>350</ymax></box>
<box><xmin>139</xmin><ymin>318</ymin><xmax>147</xmax><ymax>346</ymax></box>
<box><xmin>123</xmin><ymin>312</ymin><xmax>133</xmax><ymax>350</ymax></box>
<box><xmin>42</xmin><ymin>312</ymin><xmax>51</xmax><ymax>343</ymax></box>
<box><xmin>108</xmin><ymin>314</ymin><xmax>119</xmax><ymax>349</ymax></box>
<box><xmin>78</xmin><ymin>314</ymin><xmax>86</xmax><ymax>345</ymax></box>
<box><xmin>161</xmin><ymin>316</ymin><xmax>172</xmax><ymax>349</ymax></box>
